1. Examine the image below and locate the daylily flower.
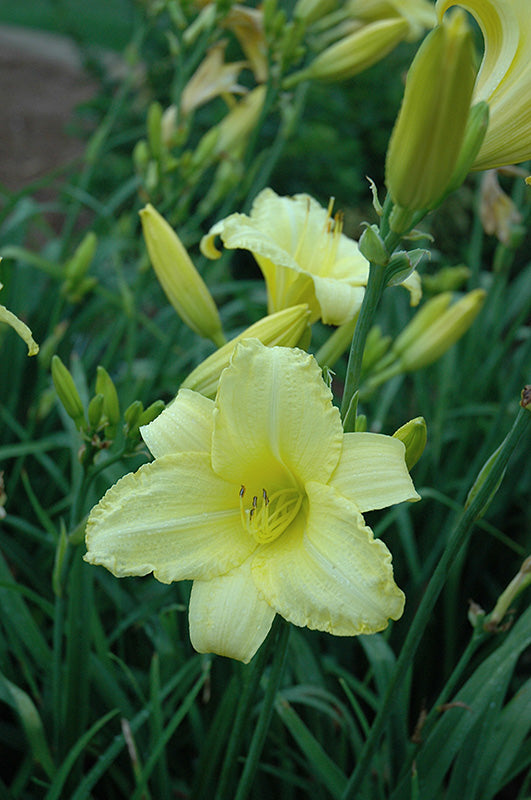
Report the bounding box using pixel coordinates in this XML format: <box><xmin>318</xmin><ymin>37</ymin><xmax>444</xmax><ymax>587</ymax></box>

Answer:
<box><xmin>436</xmin><ymin>0</ymin><xmax>531</xmax><ymax>169</ymax></box>
<box><xmin>201</xmin><ymin>188</ymin><xmax>420</xmax><ymax>326</ymax></box>
<box><xmin>85</xmin><ymin>340</ymin><xmax>418</xmax><ymax>663</ymax></box>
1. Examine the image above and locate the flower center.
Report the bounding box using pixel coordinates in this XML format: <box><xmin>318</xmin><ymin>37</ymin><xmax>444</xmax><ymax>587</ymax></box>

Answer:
<box><xmin>239</xmin><ymin>485</ymin><xmax>303</xmax><ymax>544</ymax></box>
<box><xmin>293</xmin><ymin>197</ymin><xmax>344</xmax><ymax>277</ymax></box>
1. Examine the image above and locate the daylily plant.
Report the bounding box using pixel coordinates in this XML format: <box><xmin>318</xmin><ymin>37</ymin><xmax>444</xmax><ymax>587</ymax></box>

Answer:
<box><xmin>85</xmin><ymin>340</ymin><xmax>418</xmax><ymax>663</ymax></box>
<box><xmin>201</xmin><ymin>188</ymin><xmax>420</xmax><ymax>326</ymax></box>
<box><xmin>436</xmin><ymin>0</ymin><xmax>531</xmax><ymax>169</ymax></box>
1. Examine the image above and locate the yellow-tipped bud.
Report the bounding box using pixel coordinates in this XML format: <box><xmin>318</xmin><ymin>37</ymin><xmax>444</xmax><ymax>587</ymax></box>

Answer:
<box><xmin>181</xmin><ymin>305</ymin><xmax>311</xmax><ymax>398</ymax></box>
<box><xmin>393</xmin><ymin>416</ymin><xmax>427</xmax><ymax>470</ymax></box>
<box><xmin>386</xmin><ymin>9</ymin><xmax>477</xmax><ymax>215</ymax></box>
<box><xmin>51</xmin><ymin>355</ymin><xmax>85</xmax><ymax>427</ymax></box>
<box><xmin>140</xmin><ymin>204</ymin><xmax>225</xmax><ymax>346</ymax></box>
<box><xmin>284</xmin><ymin>17</ymin><xmax>409</xmax><ymax>86</ymax></box>
<box><xmin>487</xmin><ymin>556</ymin><xmax>531</xmax><ymax>631</ymax></box>
<box><xmin>393</xmin><ymin>289</ymin><xmax>486</xmax><ymax>371</ymax></box>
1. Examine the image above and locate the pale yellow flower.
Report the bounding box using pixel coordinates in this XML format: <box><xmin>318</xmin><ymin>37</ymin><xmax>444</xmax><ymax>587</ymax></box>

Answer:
<box><xmin>0</xmin><ymin>282</ymin><xmax>38</xmax><ymax>356</ymax></box>
<box><xmin>180</xmin><ymin>41</ymin><xmax>248</xmax><ymax>117</ymax></box>
<box><xmin>436</xmin><ymin>0</ymin><xmax>531</xmax><ymax>169</ymax></box>
<box><xmin>201</xmin><ymin>189</ymin><xmax>419</xmax><ymax>326</ymax></box>
<box><xmin>85</xmin><ymin>340</ymin><xmax>418</xmax><ymax>663</ymax></box>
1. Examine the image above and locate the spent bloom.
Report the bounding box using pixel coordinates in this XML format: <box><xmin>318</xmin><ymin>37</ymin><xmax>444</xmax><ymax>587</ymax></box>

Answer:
<box><xmin>437</xmin><ymin>0</ymin><xmax>531</xmax><ymax>169</ymax></box>
<box><xmin>0</xmin><ymin>282</ymin><xmax>38</xmax><ymax>357</ymax></box>
<box><xmin>85</xmin><ymin>340</ymin><xmax>418</xmax><ymax>663</ymax></box>
<box><xmin>180</xmin><ymin>41</ymin><xmax>248</xmax><ymax>117</ymax></box>
<box><xmin>201</xmin><ymin>188</ymin><xmax>419</xmax><ymax>326</ymax></box>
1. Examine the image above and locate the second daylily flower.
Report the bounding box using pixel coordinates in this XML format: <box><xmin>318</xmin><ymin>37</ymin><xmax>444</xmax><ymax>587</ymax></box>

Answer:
<box><xmin>85</xmin><ymin>340</ymin><xmax>418</xmax><ymax>663</ymax></box>
<box><xmin>201</xmin><ymin>188</ymin><xmax>419</xmax><ymax>326</ymax></box>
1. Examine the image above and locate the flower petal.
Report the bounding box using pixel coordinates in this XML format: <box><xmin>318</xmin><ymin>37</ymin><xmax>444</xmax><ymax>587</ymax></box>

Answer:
<box><xmin>252</xmin><ymin>481</ymin><xmax>405</xmax><ymax>635</ymax></box>
<box><xmin>212</xmin><ymin>339</ymin><xmax>343</xmax><ymax>490</ymax></box>
<box><xmin>189</xmin><ymin>558</ymin><xmax>275</xmax><ymax>663</ymax></box>
<box><xmin>330</xmin><ymin>433</ymin><xmax>420</xmax><ymax>512</ymax></box>
<box><xmin>141</xmin><ymin>389</ymin><xmax>214</xmax><ymax>458</ymax></box>
<box><xmin>312</xmin><ymin>274</ymin><xmax>366</xmax><ymax>326</ymax></box>
<box><xmin>85</xmin><ymin>453</ymin><xmax>255</xmax><ymax>583</ymax></box>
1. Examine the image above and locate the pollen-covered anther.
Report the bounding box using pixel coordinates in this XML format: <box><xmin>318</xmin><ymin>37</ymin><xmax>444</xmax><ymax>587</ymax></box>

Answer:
<box><xmin>239</xmin><ymin>485</ymin><xmax>302</xmax><ymax>544</ymax></box>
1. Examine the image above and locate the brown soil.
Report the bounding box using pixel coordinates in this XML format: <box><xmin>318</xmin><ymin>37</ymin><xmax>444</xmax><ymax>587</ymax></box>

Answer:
<box><xmin>0</xmin><ymin>25</ymin><xmax>96</xmax><ymax>192</ymax></box>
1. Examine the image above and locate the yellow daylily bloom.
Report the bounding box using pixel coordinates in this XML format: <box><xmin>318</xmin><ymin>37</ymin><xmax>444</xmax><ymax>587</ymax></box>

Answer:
<box><xmin>201</xmin><ymin>188</ymin><xmax>419</xmax><ymax>326</ymax></box>
<box><xmin>85</xmin><ymin>340</ymin><xmax>418</xmax><ymax>663</ymax></box>
<box><xmin>436</xmin><ymin>0</ymin><xmax>531</xmax><ymax>169</ymax></box>
<box><xmin>0</xmin><ymin>283</ymin><xmax>38</xmax><ymax>356</ymax></box>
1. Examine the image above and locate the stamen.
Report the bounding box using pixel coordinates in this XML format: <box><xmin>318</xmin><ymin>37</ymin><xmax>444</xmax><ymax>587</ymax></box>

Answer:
<box><xmin>238</xmin><ymin>485</ymin><xmax>303</xmax><ymax>544</ymax></box>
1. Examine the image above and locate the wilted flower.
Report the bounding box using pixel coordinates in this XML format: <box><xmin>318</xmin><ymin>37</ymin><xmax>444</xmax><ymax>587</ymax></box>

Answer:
<box><xmin>201</xmin><ymin>188</ymin><xmax>418</xmax><ymax>326</ymax></box>
<box><xmin>223</xmin><ymin>5</ymin><xmax>268</xmax><ymax>83</ymax></box>
<box><xmin>437</xmin><ymin>0</ymin><xmax>531</xmax><ymax>169</ymax></box>
<box><xmin>479</xmin><ymin>169</ymin><xmax>523</xmax><ymax>245</ymax></box>
<box><xmin>180</xmin><ymin>41</ymin><xmax>247</xmax><ymax>117</ymax></box>
<box><xmin>0</xmin><ymin>282</ymin><xmax>38</xmax><ymax>356</ymax></box>
<box><xmin>85</xmin><ymin>340</ymin><xmax>418</xmax><ymax>663</ymax></box>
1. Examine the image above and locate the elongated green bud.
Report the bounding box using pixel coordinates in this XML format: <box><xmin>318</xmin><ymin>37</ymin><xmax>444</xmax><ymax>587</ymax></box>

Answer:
<box><xmin>386</xmin><ymin>9</ymin><xmax>477</xmax><ymax>216</ymax></box>
<box><xmin>51</xmin><ymin>355</ymin><xmax>85</xmax><ymax>426</ymax></box>
<box><xmin>138</xmin><ymin>400</ymin><xmax>165</xmax><ymax>428</ymax></box>
<box><xmin>394</xmin><ymin>289</ymin><xmax>486</xmax><ymax>371</ymax></box>
<box><xmin>182</xmin><ymin>305</ymin><xmax>311</xmax><ymax>398</ymax></box>
<box><xmin>140</xmin><ymin>205</ymin><xmax>225</xmax><ymax>346</ymax></box>
<box><xmin>487</xmin><ymin>556</ymin><xmax>531</xmax><ymax>630</ymax></box>
<box><xmin>64</xmin><ymin>232</ymin><xmax>97</xmax><ymax>283</ymax></box>
<box><xmin>393</xmin><ymin>292</ymin><xmax>453</xmax><ymax>356</ymax></box>
<box><xmin>464</xmin><ymin>442</ymin><xmax>505</xmax><ymax>519</ymax></box>
<box><xmin>88</xmin><ymin>393</ymin><xmax>105</xmax><ymax>430</ymax></box>
<box><xmin>96</xmin><ymin>366</ymin><xmax>120</xmax><ymax>434</ymax></box>
<box><xmin>284</xmin><ymin>18</ymin><xmax>409</xmax><ymax>86</ymax></box>
<box><xmin>393</xmin><ymin>416</ymin><xmax>427</xmax><ymax>470</ymax></box>
<box><xmin>124</xmin><ymin>400</ymin><xmax>144</xmax><ymax>431</ymax></box>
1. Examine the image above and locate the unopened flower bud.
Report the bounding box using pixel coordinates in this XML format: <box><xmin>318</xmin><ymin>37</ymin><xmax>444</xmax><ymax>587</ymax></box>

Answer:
<box><xmin>96</xmin><ymin>366</ymin><xmax>121</xmax><ymax>435</ymax></box>
<box><xmin>358</xmin><ymin>224</ymin><xmax>388</xmax><ymax>266</ymax></box>
<box><xmin>393</xmin><ymin>416</ymin><xmax>427</xmax><ymax>470</ymax></box>
<box><xmin>140</xmin><ymin>204</ymin><xmax>225</xmax><ymax>346</ymax></box>
<box><xmin>182</xmin><ymin>306</ymin><xmax>311</xmax><ymax>398</ymax></box>
<box><xmin>465</xmin><ymin>442</ymin><xmax>505</xmax><ymax>520</ymax></box>
<box><xmin>88</xmin><ymin>393</ymin><xmax>105</xmax><ymax>430</ymax></box>
<box><xmin>487</xmin><ymin>556</ymin><xmax>531</xmax><ymax>630</ymax></box>
<box><xmin>284</xmin><ymin>17</ymin><xmax>409</xmax><ymax>86</ymax></box>
<box><xmin>386</xmin><ymin>9</ymin><xmax>477</xmax><ymax>215</ymax></box>
<box><xmin>138</xmin><ymin>400</ymin><xmax>165</xmax><ymax>428</ymax></box>
<box><xmin>394</xmin><ymin>289</ymin><xmax>486</xmax><ymax>371</ymax></box>
<box><xmin>51</xmin><ymin>355</ymin><xmax>85</xmax><ymax>426</ymax></box>
<box><xmin>214</xmin><ymin>86</ymin><xmax>266</xmax><ymax>157</ymax></box>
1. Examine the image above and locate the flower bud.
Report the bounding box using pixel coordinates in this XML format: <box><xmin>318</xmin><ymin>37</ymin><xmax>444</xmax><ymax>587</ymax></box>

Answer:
<box><xmin>294</xmin><ymin>0</ymin><xmax>337</xmax><ymax>24</ymax></box>
<box><xmin>284</xmin><ymin>17</ymin><xmax>409</xmax><ymax>86</ymax></box>
<box><xmin>88</xmin><ymin>393</ymin><xmax>105</xmax><ymax>430</ymax></box>
<box><xmin>214</xmin><ymin>85</ymin><xmax>266</xmax><ymax>158</ymax></box>
<box><xmin>393</xmin><ymin>416</ymin><xmax>427</xmax><ymax>470</ymax></box>
<box><xmin>487</xmin><ymin>556</ymin><xmax>531</xmax><ymax>630</ymax></box>
<box><xmin>182</xmin><ymin>306</ymin><xmax>311</xmax><ymax>398</ymax></box>
<box><xmin>138</xmin><ymin>399</ymin><xmax>165</xmax><ymax>428</ymax></box>
<box><xmin>393</xmin><ymin>289</ymin><xmax>486</xmax><ymax>371</ymax></box>
<box><xmin>95</xmin><ymin>366</ymin><xmax>121</xmax><ymax>436</ymax></box>
<box><xmin>386</xmin><ymin>9</ymin><xmax>477</xmax><ymax>214</ymax></box>
<box><xmin>51</xmin><ymin>355</ymin><xmax>85</xmax><ymax>427</ymax></box>
<box><xmin>358</xmin><ymin>224</ymin><xmax>389</xmax><ymax>266</ymax></box>
<box><xmin>464</xmin><ymin>442</ymin><xmax>504</xmax><ymax>520</ymax></box>
<box><xmin>140</xmin><ymin>204</ymin><xmax>225</xmax><ymax>346</ymax></box>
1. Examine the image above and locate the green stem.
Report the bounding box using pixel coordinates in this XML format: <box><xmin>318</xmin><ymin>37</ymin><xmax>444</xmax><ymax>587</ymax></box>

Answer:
<box><xmin>215</xmin><ymin>616</ymin><xmax>284</xmax><ymax>800</ymax></box>
<box><xmin>341</xmin><ymin>263</ymin><xmax>387</xmax><ymax>431</ymax></box>
<box><xmin>233</xmin><ymin>619</ymin><xmax>291</xmax><ymax>800</ymax></box>
<box><xmin>341</xmin><ymin>402</ymin><xmax>531</xmax><ymax>800</ymax></box>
